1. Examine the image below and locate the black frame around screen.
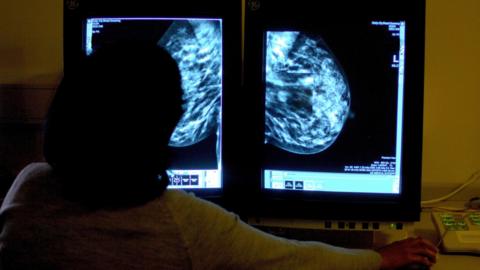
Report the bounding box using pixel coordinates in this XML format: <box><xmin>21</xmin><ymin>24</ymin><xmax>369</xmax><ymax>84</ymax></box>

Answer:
<box><xmin>64</xmin><ymin>0</ymin><xmax>242</xmax><ymax>201</ymax></box>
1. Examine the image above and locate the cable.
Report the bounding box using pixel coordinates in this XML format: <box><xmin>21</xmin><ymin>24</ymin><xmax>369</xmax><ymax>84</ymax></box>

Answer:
<box><xmin>422</xmin><ymin>206</ymin><xmax>469</xmax><ymax>212</ymax></box>
<box><xmin>436</xmin><ymin>229</ymin><xmax>449</xmax><ymax>248</ymax></box>
<box><xmin>421</xmin><ymin>169</ymin><xmax>480</xmax><ymax>206</ymax></box>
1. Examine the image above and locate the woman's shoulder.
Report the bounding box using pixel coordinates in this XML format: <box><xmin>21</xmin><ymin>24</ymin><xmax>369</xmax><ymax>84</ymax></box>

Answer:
<box><xmin>13</xmin><ymin>162</ymin><xmax>55</xmax><ymax>191</ymax></box>
<box><xmin>1</xmin><ymin>163</ymin><xmax>56</xmax><ymax>207</ymax></box>
<box><xmin>17</xmin><ymin>162</ymin><xmax>53</xmax><ymax>179</ymax></box>
<box><xmin>161</xmin><ymin>189</ymin><xmax>219</xmax><ymax>209</ymax></box>
<box><xmin>160</xmin><ymin>189</ymin><xmax>237</xmax><ymax>227</ymax></box>
<box><xmin>160</xmin><ymin>189</ymin><xmax>200</xmax><ymax>207</ymax></box>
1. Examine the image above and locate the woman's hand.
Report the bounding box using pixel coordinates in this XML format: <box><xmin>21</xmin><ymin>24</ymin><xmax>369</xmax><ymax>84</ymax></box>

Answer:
<box><xmin>376</xmin><ymin>237</ymin><xmax>439</xmax><ymax>270</ymax></box>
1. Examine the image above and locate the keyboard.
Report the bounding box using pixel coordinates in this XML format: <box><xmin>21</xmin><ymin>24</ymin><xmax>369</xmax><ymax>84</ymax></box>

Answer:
<box><xmin>431</xmin><ymin>211</ymin><xmax>480</xmax><ymax>254</ymax></box>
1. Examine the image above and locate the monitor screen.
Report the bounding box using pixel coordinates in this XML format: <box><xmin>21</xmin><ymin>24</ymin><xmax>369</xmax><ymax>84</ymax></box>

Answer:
<box><xmin>263</xmin><ymin>21</ymin><xmax>405</xmax><ymax>195</ymax></box>
<box><xmin>243</xmin><ymin>0</ymin><xmax>425</xmax><ymax>221</ymax></box>
<box><xmin>84</xmin><ymin>17</ymin><xmax>223</xmax><ymax>190</ymax></box>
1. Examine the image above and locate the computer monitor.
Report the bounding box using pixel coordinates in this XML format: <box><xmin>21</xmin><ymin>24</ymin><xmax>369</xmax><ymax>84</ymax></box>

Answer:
<box><xmin>243</xmin><ymin>0</ymin><xmax>425</xmax><ymax>221</ymax></box>
<box><xmin>64</xmin><ymin>1</ymin><xmax>241</xmax><ymax>197</ymax></box>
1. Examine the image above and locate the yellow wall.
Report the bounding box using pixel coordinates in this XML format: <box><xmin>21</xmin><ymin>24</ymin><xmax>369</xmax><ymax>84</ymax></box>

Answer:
<box><xmin>0</xmin><ymin>0</ymin><xmax>479</xmax><ymax>186</ymax></box>
<box><xmin>0</xmin><ymin>0</ymin><xmax>62</xmax><ymax>86</ymax></box>
<box><xmin>424</xmin><ymin>0</ymin><xmax>480</xmax><ymax>186</ymax></box>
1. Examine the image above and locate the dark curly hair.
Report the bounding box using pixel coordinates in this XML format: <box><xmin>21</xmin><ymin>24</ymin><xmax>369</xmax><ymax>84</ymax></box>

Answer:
<box><xmin>43</xmin><ymin>43</ymin><xmax>183</xmax><ymax>207</ymax></box>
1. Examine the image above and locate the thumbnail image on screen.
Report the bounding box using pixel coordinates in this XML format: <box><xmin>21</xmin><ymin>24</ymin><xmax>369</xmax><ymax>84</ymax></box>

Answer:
<box><xmin>263</xmin><ymin>21</ymin><xmax>406</xmax><ymax>194</ymax></box>
<box><xmin>85</xmin><ymin>17</ymin><xmax>223</xmax><ymax>189</ymax></box>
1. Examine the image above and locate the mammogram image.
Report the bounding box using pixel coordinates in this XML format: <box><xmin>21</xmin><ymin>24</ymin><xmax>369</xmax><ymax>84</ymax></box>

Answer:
<box><xmin>265</xmin><ymin>31</ymin><xmax>350</xmax><ymax>155</ymax></box>
<box><xmin>159</xmin><ymin>20</ymin><xmax>222</xmax><ymax>147</ymax></box>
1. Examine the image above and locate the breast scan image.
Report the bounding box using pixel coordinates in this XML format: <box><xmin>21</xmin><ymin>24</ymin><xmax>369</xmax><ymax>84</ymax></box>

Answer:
<box><xmin>265</xmin><ymin>31</ymin><xmax>350</xmax><ymax>155</ymax></box>
<box><xmin>159</xmin><ymin>20</ymin><xmax>222</xmax><ymax>148</ymax></box>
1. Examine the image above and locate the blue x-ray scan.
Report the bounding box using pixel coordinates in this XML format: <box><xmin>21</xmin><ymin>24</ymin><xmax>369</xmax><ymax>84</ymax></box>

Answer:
<box><xmin>85</xmin><ymin>18</ymin><xmax>223</xmax><ymax>189</ymax></box>
<box><xmin>159</xmin><ymin>20</ymin><xmax>222</xmax><ymax>148</ymax></box>
<box><xmin>265</xmin><ymin>31</ymin><xmax>350</xmax><ymax>155</ymax></box>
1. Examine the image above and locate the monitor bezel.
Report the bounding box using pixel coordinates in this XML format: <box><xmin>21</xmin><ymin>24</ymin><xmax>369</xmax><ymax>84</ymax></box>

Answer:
<box><xmin>242</xmin><ymin>0</ymin><xmax>425</xmax><ymax>221</ymax></box>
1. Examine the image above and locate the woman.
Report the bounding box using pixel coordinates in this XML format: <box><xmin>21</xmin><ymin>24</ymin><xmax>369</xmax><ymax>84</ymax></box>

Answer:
<box><xmin>0</xmin><ymin>43</ymin><xmax>437</xmax><ymax>270</ymax></box>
